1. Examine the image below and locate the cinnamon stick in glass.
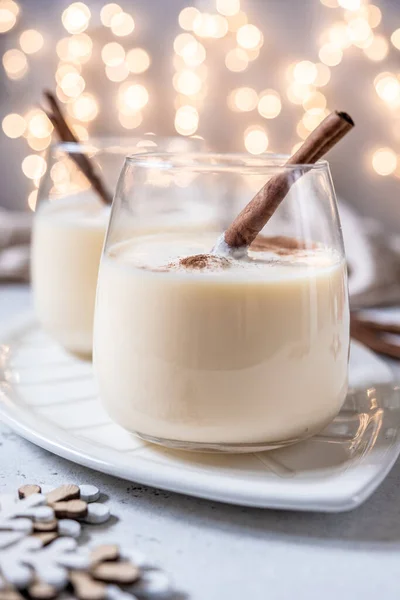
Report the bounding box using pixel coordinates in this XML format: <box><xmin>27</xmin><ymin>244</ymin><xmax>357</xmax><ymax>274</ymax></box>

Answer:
<box><xmin>44</xmin><ymin>91</ymin><xmax>113</xmax><ymax>206</ymax></box>
<box><xmin>222</xmin><ymin>111</ymin><xmax>354</xmax><ymax>251</ymax></box>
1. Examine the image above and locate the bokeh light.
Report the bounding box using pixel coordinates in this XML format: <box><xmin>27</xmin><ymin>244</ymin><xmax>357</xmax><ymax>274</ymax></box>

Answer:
<box><xmin>181</xmin><ymin>40</ymin><xmax>206</xmax><ymax>67</ymax></box>
<box><xmin>374</xmin><ymin>73</ymin><xmax>400</xmax><ymax>105</ymax></box>
<box><xmin>318</xmin><ymin>43</ymin><xmax>343</xmax><ymax>66</ymax></box>
<box><xmin>225</xmin><ymin>47</ymin><xmax>248</xmax><ymax>72</ymax></box>
<box><xmin>28</xmin><ymin>190</ymin><xmax>38</xmax><ymax>212</ymax></box>
<box><xmin>2</xmin><ymin>113</ymin><xmax>26</xmax><ymax>138</ymax></box>
<box><xmin>19</xmin><ymin>30</ymin><xmax>44</xmax><ymax>54</ymax></box>
<box><xmin>119</xmin><ymin>83</ymin><xmax>149</xmax><ymax>111</ymax></box>
<box><xmin>0</xmin><ymin>0</ymin><xmax>18</xmax><ymax>33</ymax></box>
<box><xmin>72</xmin><ymin>123</ymin><xmax>89</xmax><ymax>140</ymax></box>
<box><xmin>27</xmin><ymin>134</ymin><xmax>52</xmax><ymax>152</ymax></box>
<box><xmin>55</xmin><ymin>63</ymin><xmax>81</xmax><ymax>85</ymax></box>
<box><xmin>56</xmin><ymin>34</ymin><xmax>92</xmax><ymax>63</ymax></box>
<box><xmin>22</xmin><ymin>155</ymin><xmax>47</xmax><ymax>180</ymax></box>
<box><xmin>100</xmin><ymin>3</ymin><xmax>122</xmax><ymax>26</ymax></box>
<box><xmin>217</xmin><ymin>0</ymin><xmax>240</xmax><ymax>16</ymax></box>
<box><xmin>175</xmin><ymin>105</ymin><xmax>199</xmax><ymax>135</ymax></box>
<box><xmin>227</xmin><ymin>10</ymin><xmax>247</xmax><ymax>32</ymax></box>
<box><xmin>327</xmin><ymin>22</ymin><xmax>351</xmax><ymax>48</ymax></box>
<box><xmin>245</xmin><ymin>47</ymin><xmax>260</xmax><ymax>62</ymax></box>
<box><xmin>347</xmin><ymin>18</ymin><xmax>372</xmax><ymax>45</ymax></box>
<box><xmin>174</xmin><ymin>93</ymin><xmax>203</xmax><ymax>110</ymax></box>
<box><xmin>193</xmin><ymin>13</ymin><xmax>228</xmax><ymax>38</ymax></box>
<box><xmin>2</xmin><ymin>48</ymin><xmax>28</xmax><ymax>79</ymax></box>
<box><xmin>244</xmin><ymin>126</ymin><xmax>269</xmax><ymax>155</ymax></box>
<box><xmin>338</xmin><ymin>0</ymin><xmax>360</xmax><ymax>9</ymax></box>
<box><xmin>110</xmin><ymin>11</ymin><xmax>135</xmax><ymax>37</ymax></box>
<box><xmin>68</xmin><ymin>33</ymin><xmax>92</xmax><ymax>63</ymax></box>
<box><xmin>296</xmin><ymin>120</ymin><xmax>309</xmax><ymax>140</ymax></box>
<box><xmin>105</xmin><ymin>62</ymin><xmax>129</xmax><ymax>82</ymax></box>
<box><xmin>55</xmin><ymin>63</ymin><xmax>82</xmax><ymax>85</ymax></box>
<box><xmin>62</xmin><ymin>2</ymin><xmax>91</xmax><ymax>34</ymax></box>
<box><xmin>291</xmin><ymin>141</ymin><xmax>303</xmax><ymax>154</ymax></box>
<box><xmin>178</xmin><ymin>6</ymin><xmax>200</xmax><ymax>31</ymax></box>
<box><xmin>236</xmin><ymin>24</ymin><xmax>262</xmax><ymax>49</ymax></box>
<box><xmin>101</xmin><ymin>42</ymin><xmax>125</xmax><ymax>66</ymax></box>
<box><xmin>372</xmin><ymin>148</ymin><xmax>397</xmax><ymax>176</ymax></box>
<box><xmin>229</xmin><ymin>87</ymin><xmax>258</xmax><ymax>112</ymax></box>
<box><xmin>258</xmin><ymin>89</ymin><xmax>282</xmax><ymax>119</ymax></box>
<box><xmin>313</xmin><ymin>63</ymin><xmax>331</xmax><ymax>86</ymax></box>
<box><xmin>118</xmin><ymin>111</ymin><xmax>143</xmax><ymax>129</ymax></box>
<box><xmin>320</xmin><ymin>0</ymin><xmax>338</xmax><ymax>7</ymax></box>
<box><xmin>367</xmin><ymin>5</ymin><xmax>382</xmax><ymax>28</ymax></box>
<box><xmin>302</xmin><ymin>109</ymin><xmax>329</xmax><ymax>131</ymax></box>
<box><xmin>51</xmin><ymin>161</ymin><xmax>70</xmax><ymax>184</ymax></box>
<box><xmin>27</xmin><ymin>112</ymin><xmax>53</xmax><ymax>138</ymax></box>
<box><xmin>293</xmin><ymin>61</ymin><xmax>318</xmax><ymax>85</ymax></box>
<box><xmin>174</xmin><ymin>33</ymin><xmax>196</xmax><ymax>55</ymax></box>
<box><xmin>391</xmin><ymin>29</ymin><xmax>400</xmax><ymax>50</ymax></box>
<box><xmin>287</xmin><ymin>82</ymin><xmax>313</xmax><ymax>104</ymax></box>
<box><xmin>56</xmin><ymin>86</ymin><xmax>71</xmax><ymax>103</ymax></box>
<box><xmin>69</xmin><ymin>93</ymin><xmax>99</xmax><ymax>121</ymax></box>
<box><xmin>60</xmin><ymin>71</ymin><xmax>86</xmax><ymax>97</ymax></box>
<box><xmin>363</xmin><ymin>35</ymin><xmax>389</xmax><ymax>61</ymax></box>
<box><xmin>126</xmin><ymin>48</ymin><xmax>151</xmax><ymax>73</ymax></box>
<box><xmin>173</xmin><ymin>70</ymin><xmax>202</xmax><ymax>95</ymax></box>
<box><xmin>302</xmin><ymin>91</ymin><xmax>327</xmax><ymax>112</ymax></box>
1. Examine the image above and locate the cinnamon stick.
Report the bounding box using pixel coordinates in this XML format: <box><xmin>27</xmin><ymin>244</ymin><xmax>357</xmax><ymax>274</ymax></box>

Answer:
<box><xmin>351</xmin><ymin>318</ymin><xmax>400</xmax><ymax>336</ymax></box>
<box><xmin>44</xmin><ymin>91</ymin><xmax>112</xmax><ymax>205</ymax></box>
<box><xmin>350</xmin><ymin>315</ymin><xmax>400</xmax><ymax>360</ymax></box>
<box><xmin>223</xmin><ymin>111</ymin><xmax>354</xmax><ymax>250</ymax></box>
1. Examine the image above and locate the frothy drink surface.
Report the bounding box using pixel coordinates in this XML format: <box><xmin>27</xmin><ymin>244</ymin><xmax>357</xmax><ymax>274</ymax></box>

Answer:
<box><xmin>94</xmin><ymin>232</ymin><xmax>349</xmax><ymax>445</ymax></box>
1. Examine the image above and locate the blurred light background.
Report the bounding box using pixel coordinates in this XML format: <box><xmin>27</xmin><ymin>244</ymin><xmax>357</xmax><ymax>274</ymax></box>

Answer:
<box><xmin>0</xmin><ymin>0</ymin><xmax>399</xmax><ymax>228</ymax></box>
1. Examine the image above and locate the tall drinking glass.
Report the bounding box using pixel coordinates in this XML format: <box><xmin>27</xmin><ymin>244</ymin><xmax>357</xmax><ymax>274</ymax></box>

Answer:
<box><xmin>94</xmin><ymin>153</ymin><xmax>350</xmax><ymax>452</ymax></box>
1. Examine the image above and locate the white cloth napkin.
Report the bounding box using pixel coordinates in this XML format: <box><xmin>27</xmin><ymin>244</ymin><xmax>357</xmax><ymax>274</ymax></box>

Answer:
<box><xmin>1</xmin><ymin>203</ymin><xmax>400</xmax><ymax>308</ymax></box>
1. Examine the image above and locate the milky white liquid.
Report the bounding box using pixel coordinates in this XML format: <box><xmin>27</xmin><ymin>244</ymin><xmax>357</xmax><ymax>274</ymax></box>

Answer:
<box><xmin>94</xmin><ymin>232</ymin><xmax>349</xmax><ymax>448</ymax></box>
<box><xmin>32</xmin><ymin>194</ymin><xmax>109</xmax><ymax>356</ymax></box>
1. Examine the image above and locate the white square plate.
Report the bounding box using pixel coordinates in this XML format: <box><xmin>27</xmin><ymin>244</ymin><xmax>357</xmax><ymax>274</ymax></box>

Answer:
<box><xmin>0</xmin><ymin>313</ymin><xmax>399</xmax><ymax>512</ymax></box>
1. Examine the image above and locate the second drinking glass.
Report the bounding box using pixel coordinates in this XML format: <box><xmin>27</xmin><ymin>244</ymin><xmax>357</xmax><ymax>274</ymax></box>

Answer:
<box><xmin>31</xmin><ymin>137</ymin><xmax>202</xmax><ymax>357</ymax></box>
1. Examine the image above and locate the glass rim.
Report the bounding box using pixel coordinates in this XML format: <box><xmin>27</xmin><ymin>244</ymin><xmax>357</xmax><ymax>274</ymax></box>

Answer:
<box><xmin>49</xmin><ymin>135</ymin><xmax>203</xmax><ymax>155</ymax></box>
<box><xmin>125</xmin><ymin>152</ymin><xmax>329</xmax><ymax>172</ymax></box>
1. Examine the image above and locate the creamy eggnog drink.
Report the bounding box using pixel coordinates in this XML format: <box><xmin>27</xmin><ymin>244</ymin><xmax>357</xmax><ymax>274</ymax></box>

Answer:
<box><xmin>94</xmin><ymin>113</ymin><xmax>354</xmax><ymax>451</ymax></box>
<box><xmin>32</xmin><ymin>193</ymin><xmax>109</xmax><ymax>356</ymax></box>
<box><xmin>94</xmin><ymin>231</ymin><xmax>349</xmax><ymax>448</ymax></box>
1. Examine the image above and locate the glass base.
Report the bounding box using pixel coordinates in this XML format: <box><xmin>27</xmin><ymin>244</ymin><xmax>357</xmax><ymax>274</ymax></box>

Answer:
<box><xmin>136</xmin><ymin>431</ymin><xmax>314</xmax><ymax>453</ymax></box>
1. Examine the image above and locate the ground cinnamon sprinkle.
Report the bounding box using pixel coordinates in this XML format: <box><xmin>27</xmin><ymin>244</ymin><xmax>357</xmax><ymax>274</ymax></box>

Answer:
<box><xmin>176</xmin><ymin>254</ymin><xmax>231</xmax><ymax>270</ymax></box>
<box><xmin>250</xmin><ymin>235</ymin><xmax>316</xmax><ymax>255</ymax></box>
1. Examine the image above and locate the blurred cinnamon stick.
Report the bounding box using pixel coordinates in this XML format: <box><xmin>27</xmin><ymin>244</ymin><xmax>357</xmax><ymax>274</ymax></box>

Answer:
<box><xmin>44</xmin><ymin>91</ymin><xmax>112</xmax><ymax>205</ymax></box>
<box><xmin>350</xmin><ymin>314</ymin><xmax>400</xmax><ymax>360</ymax></box>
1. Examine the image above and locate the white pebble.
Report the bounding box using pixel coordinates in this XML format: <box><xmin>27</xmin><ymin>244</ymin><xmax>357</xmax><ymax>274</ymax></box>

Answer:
<box><xmin>2</xmin><ymin>560</ymin><xmax>32</xmax><ymax>588</ymax></box>
<box><xmin>6</xmin><ymin>518</ymin><xmax>33</xmax><ymax>533</ymax></box>
<box><xmin>0</xmin><ymin>531</ymin><xmax>26</xmax><ymax>549</ymax></box>
<box><xmin>107</xmin><ymin>584</ymin><xmax>138</xmax><ymax>600</ymax></box>
<box><xmin>133</xmin><ymin>570</ymin><xmax>171</xmax><ymax>597</ymax></box>
<box><xmin>31</xmin><ymin>506</ymin><xmax>54</xmax><ymax>522</ymax></box>
<box><xmin>120</xmin><ymin>548</ymin><xmax>151</xmax><ymax>569</ymax></box>
<box><xmin>79</xmin><ymin>485</ymin><xmax>100</xmax><ymax>503</ymax></box>
<box><xmin>83</xmin><ymin>503</ymin><xmax>110</xmax><ymax>524</ymax></box>
<box><xmin>58</xmin><ymin>519</ymin><xmax>81</xmax><ymax>538</ymax></box>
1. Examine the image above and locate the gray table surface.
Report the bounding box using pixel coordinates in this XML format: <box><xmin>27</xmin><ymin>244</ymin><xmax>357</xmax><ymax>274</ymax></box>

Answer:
<box><xmin>2</xmin><ymin>284</ymin><xmax>400</xmax><ymax>600</ymax></box>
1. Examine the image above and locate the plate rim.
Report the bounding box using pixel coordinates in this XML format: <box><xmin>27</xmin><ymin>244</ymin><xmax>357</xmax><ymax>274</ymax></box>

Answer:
<box><xmin>0</xmin><ymin>311</ymin><xmax>399</xmax><ymax>512</ymax></box>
